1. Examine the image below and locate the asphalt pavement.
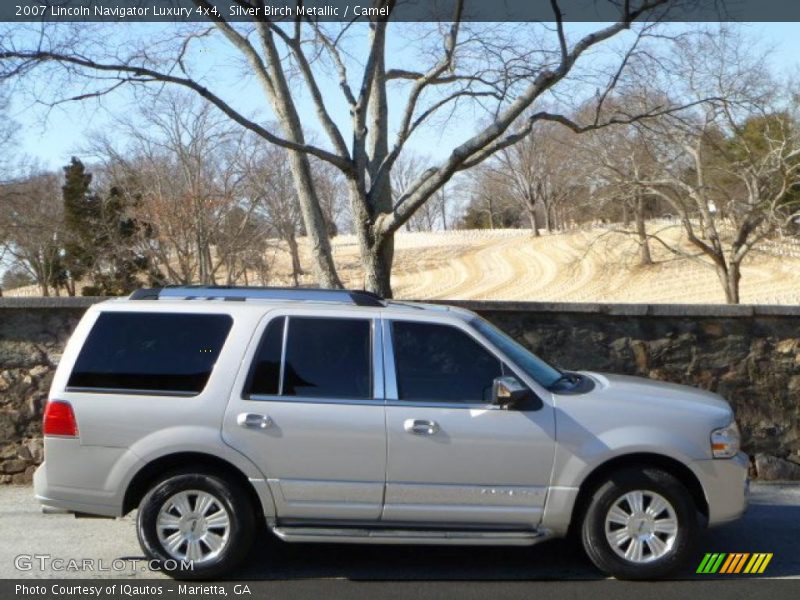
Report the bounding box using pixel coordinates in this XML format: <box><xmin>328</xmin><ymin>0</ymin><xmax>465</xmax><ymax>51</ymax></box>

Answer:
<box><xmin>0</xmin><ymin>483</ymin><xmax>798</xmax><ymax>598</ymax></box>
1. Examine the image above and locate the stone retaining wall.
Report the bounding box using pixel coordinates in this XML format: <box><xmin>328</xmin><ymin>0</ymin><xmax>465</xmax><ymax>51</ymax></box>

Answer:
<box><xmin>1</xmin><ymin>297</ymin><xmax>799</xmax><ymax>483</ymax></box>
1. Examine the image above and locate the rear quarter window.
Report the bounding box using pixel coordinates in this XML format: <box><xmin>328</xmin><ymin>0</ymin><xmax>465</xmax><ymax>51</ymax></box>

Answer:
<box><xmin>67</xmin><ymin>312</ymin><xmax>233</xmax><ymax>396</ymax></box>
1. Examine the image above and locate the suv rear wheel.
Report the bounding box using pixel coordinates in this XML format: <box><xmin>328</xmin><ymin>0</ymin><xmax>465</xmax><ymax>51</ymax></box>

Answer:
<box><xmin>580</xmin><ymin>467</ymin><xmax>699</xmax><ymax>580</ymax></box>
<box><xmin>136</xmin><ymin>471</ymin><xmax>255</xmax><ymax>579</ymax></box>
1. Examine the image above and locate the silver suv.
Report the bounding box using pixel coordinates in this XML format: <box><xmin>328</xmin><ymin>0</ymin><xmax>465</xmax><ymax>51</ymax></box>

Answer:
<box><xmin>34</xmin><ymin>286</ymin><xmax>748</xmax><ymax>580</ymax></box>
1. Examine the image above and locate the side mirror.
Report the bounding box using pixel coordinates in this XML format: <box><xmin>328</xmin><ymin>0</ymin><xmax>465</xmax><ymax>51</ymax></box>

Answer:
<box><xmin>491</xmin><ymin>376</ymin><xmax>534</xmax><ymax>409</ymax></box>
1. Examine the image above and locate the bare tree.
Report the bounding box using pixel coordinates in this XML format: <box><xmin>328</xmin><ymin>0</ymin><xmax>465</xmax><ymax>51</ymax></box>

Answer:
<box><xmin>240</xmin><ymin>143</ymin><xmax>306</xmax><ymax>286</ymax></box>
<box><xmin>1</xmin><ymin>0</ymin><xmax>702</xmax><ymax>296</ymax></box>
<box><xmin>622</xmin><ymin>30</ymin><xmax>800</xmax><ymax>303</ymax></box>
<box><xmin>581</xmin><ymin>120</ymin><xmax>664</xmax><ymax>265</ymax></box>
<box><xmin>94</xmin><ymin>94</ymin><xmax>264</xmax><ymax>285</ymax></box>
<box><xmin>0</xmin><ymin>168</ymin><xmax>65</xmax><ymax>296</ymax></box>
<box><xmin>459</xmin><ymin>167</ymin><xmax>525</xmax><ymax>229</ymax></box>
<box><xmin>634</xmin><ymin>113</ymin><xmax>800</xmax><ymax>302</ymax></box>
<box><xmin>483</xmin><ymin>118</ymin><xmax>582</xmax><ymax>236</ymax></box>
<box><xmin>311</xmin><ymin>158</ymin><xmax>348</xmax><ymax>238</ymax></box>
<box><xmin>392</xmin><ymin>153</ymin><xmax>449</xmax><ymax>232</ymax></box>
<box><xmin>213</xmin><ymin>205</ymin><xmax>273</xmax><ymax>286</ymax></box>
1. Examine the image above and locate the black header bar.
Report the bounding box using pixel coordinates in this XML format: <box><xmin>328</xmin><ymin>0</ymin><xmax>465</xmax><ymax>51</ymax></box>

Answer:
<box><xmin>2</xmin><ymin>0</ymin><xmax>800</xmax><ymax>23</ymax></box>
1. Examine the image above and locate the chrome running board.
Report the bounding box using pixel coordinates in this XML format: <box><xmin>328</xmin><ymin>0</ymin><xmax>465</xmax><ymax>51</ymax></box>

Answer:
<box><xmin>271</xmin><ymin>525</ymin><xmax>549</xmax><ymax>545</ymax></box>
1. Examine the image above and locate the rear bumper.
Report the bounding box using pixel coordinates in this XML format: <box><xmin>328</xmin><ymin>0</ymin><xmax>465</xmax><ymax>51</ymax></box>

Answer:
<box><xmin>690</xmin><ymin>451</ymin><xmax>749</xmax><ymax>526</ymax></box>
<box><xmin>33</xmin><ymin>437</ymin><xmax>143</xmax><ymax>517</ymax></box>
<box><xmin>34</xmin><ymin>462</ymin><xmax>121</xmax><ymax>517</ymax></box>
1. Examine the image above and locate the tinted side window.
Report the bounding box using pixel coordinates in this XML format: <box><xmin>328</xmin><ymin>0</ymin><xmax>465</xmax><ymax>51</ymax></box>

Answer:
<box><xmin>392</xmin><ymin>321</ymin><xmax>502</xmax><ymax>403</ymax></box>
<box><xmin>68</xmin><ymin>312</ymin><xmax>232</xmax><ymax>395</ymax></box>
<box><xmin>283</xmin><ymin>317</ymin><xmax>371</xmax><ymax>399</ymax></box>
<box><xmin>245</xmin><ymin>317</ymin><xmax>286</xmax><ymax>396</ymax></box>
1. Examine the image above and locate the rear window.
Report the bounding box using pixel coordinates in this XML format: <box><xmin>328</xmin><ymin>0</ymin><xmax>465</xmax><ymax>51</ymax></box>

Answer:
<box><xmin>67</xmin><ymin>312</ymin><xmax>233</xmax><ymax>395</ymax></box>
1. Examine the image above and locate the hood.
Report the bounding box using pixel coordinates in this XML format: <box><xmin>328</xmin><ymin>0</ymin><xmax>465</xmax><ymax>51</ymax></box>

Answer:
<box><xmin>578</xmin><ymin>371</ymin><xmax>734</xmax><ymax>423</ymax></box>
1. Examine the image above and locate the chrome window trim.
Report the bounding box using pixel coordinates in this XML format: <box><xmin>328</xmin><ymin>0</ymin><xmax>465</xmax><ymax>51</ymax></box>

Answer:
<box><xmin>372</xmin><ymin>319</ymin><xmax>385</xmax><ymax>400</ymax></box>
<box><xmin>247</xmin><ymin>394</ymin><xmax>385</xmax><ymax>407</ymax></box>
<box><xmin>385</xmin><ymin>400</ymin><xmax>503</xmax><ymax>410</ymax></box>
<box><xmin>244</xmin><ymin>394</ymin><xmax>503</xmax><ymax>410</ymax></box>
<box><xmin>64</xmin><ymin>386</ymin><xmax>198</xmax><ymax>398</ymax></box>
<box><xmin>381</xmin><ymin>318</ymin><xmax>399</xmax><ymax>401</ymax></box>
<box><xmin>244</xmin><ymin>393</ymin><xmax>506</xmax><ymax>409</ymax></box>
<box><xmin>278</xmin><ymin>316</ymin><xmax>289</xmax><ymax>396</ymax></box>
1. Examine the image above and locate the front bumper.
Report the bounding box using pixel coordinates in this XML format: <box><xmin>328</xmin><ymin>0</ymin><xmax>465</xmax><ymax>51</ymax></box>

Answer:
<box><xmin>690</xmin><ymin>451</ymin><xmax>749</xmax><ymax>526</ymax></box>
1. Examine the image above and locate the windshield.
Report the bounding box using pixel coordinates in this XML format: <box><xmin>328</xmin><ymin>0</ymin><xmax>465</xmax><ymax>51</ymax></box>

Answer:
<box><xmin>470</xmin><ymin>317</ymin><xmax>562</xmax><ymax>389</ymax></box>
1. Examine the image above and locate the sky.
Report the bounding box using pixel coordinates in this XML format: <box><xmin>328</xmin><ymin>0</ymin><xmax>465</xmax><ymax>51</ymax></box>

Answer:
<box><xmin>5</xmin><ymin>21</ymin><xmax>800</xmax><ymax>172</ymax></box>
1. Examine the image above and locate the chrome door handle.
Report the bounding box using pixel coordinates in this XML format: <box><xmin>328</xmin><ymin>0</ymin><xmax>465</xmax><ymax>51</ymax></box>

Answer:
<box><xmin>404</xmin><ymin>419</ymin><xmax>439</xmax><ymax>436</ymax></box>
<box><xmin>237</xmin><ymin>413</ymin><xmax>273</xmax><ymax>429</ymax></box>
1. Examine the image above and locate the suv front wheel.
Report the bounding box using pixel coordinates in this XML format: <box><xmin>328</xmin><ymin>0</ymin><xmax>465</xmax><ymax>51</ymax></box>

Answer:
<box><xmin>580</xmin><ymin>467</ymin><xmax>699</xmax><ymax>580</ymax></box>
<box><xmin>136</xmin><ymin>471</ymin><xmax>255</xmax><ymax>579</ymax></box>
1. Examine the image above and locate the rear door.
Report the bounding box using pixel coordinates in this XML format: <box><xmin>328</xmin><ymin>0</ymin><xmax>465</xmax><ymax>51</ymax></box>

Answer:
<box><xmin>382</xmin><ymin>317</ymin><xmax>556</xmax><ymax>527</ymax></box>
<box><xmin>222</xmin><ymin>309</ymin><xmax>386</xmax><ymax>521</ymax></box>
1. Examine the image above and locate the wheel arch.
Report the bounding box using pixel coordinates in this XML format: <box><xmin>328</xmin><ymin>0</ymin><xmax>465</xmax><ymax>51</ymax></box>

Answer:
<box><xmin>122</xmin><ymin>451</ymin><xmax>266</xmax><ymax>517</ymax></box>
<box><xmin>569</xmin><ymin>452</ymin><xmax>709</xmax><ymax>534</ymax></box>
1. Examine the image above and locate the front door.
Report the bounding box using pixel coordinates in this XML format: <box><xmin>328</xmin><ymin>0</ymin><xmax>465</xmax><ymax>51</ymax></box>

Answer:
<box><xmin>383</xmin><ymin>318</ymin><xmax>556</xmax><ymax>527</ymax></box>
<box><xmin>223</xmin><ymin>310</ymin><xmax>386</xmax><ymax>521</ymax></box>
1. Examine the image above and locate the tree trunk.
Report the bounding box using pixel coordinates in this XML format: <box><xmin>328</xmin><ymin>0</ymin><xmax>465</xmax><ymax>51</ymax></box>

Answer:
<box><xmin>205</xmin><ymin>245</ymin><xmax>215</xmax><ymax>285</ymax></box>
<box><xmin>544</xmin><ymin>204</ymin><xmax>553</xmax><ymax>234</ymax></box>
<box><xmin>528</xmin><ymin>206</ymin><xmax>540</xmax><ymax>237</ymax></box>
<box><xmin>352</xmin><ymin>208</ymin><xmax>393</xmax><ymax>297</ymax></box>
<box><xmin>635</xmin><ymin>196</ymin><xmax>652</xmax><ymax>266</ymax></box>
<box><xmin>349</xmin><ymin>182</ymin><xmax>394</xmax><ymax>298</ymax></box>
<box><xmin>726</xmin><ymin>262</ymin><xmax>741</xmax><ymax>304</ymax></box>
<box><xmin>362</xmin><ymin>236</ymin><xmax>393</xmax><ymax>298</ymax></box>
<box><xmin>196</xmin><ymin>232</ymin><xmax>207</xmax><ymax>284</ymax></box>
<box><xmin>286</xmin><ymin>235</ymin><xmax>303</xmax><ymax>287</ymax></box>
<box><xmin>716</xmin><ymin>263</ymin><xmax>741</xmax><ymax>304</ymax></box>
<box><xmin>257</xmin><ymin>29</ymin><xmax>343</xmax><ymax>290</ymax></box>
<box><xmin>286</xmin><ymin>150</ymin><xmax>342</xmax><ymax>289</ymax></box>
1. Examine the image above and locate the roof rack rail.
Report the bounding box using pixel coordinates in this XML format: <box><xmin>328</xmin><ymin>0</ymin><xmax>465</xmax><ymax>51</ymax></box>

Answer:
<box><xmin>128</xmin><ymin>285</ymin><xmax>386</xmax><ymax>307</ymax></box>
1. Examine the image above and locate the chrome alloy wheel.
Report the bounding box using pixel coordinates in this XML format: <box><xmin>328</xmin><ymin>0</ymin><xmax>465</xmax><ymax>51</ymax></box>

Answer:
<box><xmin>604</xmin><ymin>490</ymin><xmax>679</xmax><ymax>563</ymax></box>
<box><xmin>156</xmin><ymin>490</ymin><xmax>231</xmax><ymax>563</ymax></box>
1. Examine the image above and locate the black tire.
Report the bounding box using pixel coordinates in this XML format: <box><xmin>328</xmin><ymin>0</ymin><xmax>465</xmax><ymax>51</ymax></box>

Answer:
<box><xmin>136</xmin><ymin>471</ymin><xmax>256</xmax><ymax>580</ymax></box>
<box><xmin>580</xmin><ymin>467</ymin><xmax>699</xmax><ymax>580</ymax></box>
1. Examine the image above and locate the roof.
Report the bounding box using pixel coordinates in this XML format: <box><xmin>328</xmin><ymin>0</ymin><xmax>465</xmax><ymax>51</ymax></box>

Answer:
<box><xmin>96</xmin><ymin>286</ymin><xmax>477</xmax><ymax>320</ymax></box>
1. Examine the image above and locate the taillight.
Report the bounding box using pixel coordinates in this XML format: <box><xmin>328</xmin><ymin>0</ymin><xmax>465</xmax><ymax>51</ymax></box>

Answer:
<box><xmin>43</xmin><ymin>401</ymin><xmax>78</xmax><ymax>437</ymax></box>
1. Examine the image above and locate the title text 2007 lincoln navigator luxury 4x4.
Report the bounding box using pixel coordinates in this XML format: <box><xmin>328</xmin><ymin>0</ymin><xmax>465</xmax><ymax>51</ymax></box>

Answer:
<box><xmin>35</xmin><ymin>286</ymin><xmax>747</xmax><ymax>580</ymax></box>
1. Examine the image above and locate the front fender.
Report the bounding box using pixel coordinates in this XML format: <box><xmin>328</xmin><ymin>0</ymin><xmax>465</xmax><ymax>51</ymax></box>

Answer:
<box><xmin>552</xmin><ymin>425</ymin><xmax>704</xmax><ymax>490</ymax></box>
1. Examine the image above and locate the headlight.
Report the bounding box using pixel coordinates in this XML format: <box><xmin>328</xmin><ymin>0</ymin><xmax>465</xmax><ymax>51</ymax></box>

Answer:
<box><xmin>710</xmin><ymin>421</ymin><xmax>740</xmax><ymax>458</ymax></box>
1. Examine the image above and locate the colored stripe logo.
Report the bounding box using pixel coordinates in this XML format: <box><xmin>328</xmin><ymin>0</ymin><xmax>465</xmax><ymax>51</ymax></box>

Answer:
<box><xmin>696</xmin><ymin>553</ymin><xmax>773</xmax><ymax>574</ymax></box>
